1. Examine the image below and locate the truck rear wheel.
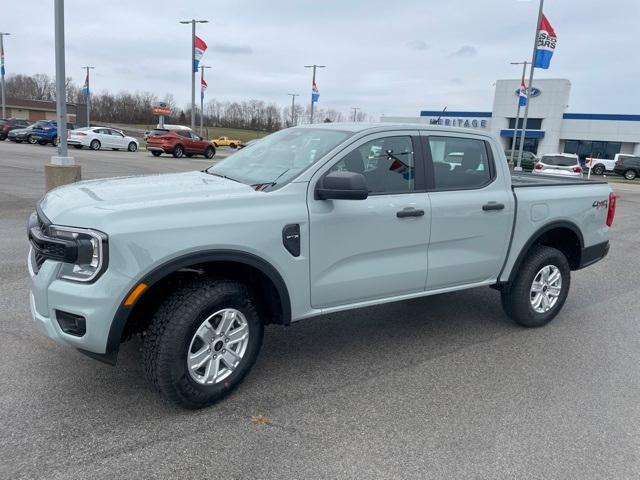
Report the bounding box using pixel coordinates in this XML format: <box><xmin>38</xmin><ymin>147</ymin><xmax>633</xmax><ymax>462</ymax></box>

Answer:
<box><xmin>501</xmin><ymin>246</ymin><xmax>570</xmax><ymax>328</ymax></box>
<box><xmin>142</xmin><ymin>279</ymin><xmax>264</xmax><ymax>409</ymax></box>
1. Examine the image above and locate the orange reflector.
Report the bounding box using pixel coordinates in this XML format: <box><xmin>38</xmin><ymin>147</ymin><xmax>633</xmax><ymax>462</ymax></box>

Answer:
<box><xmin>124</xmin><ymin>283</ymin><xmax>148</xmax><ymax>307</ymax></box>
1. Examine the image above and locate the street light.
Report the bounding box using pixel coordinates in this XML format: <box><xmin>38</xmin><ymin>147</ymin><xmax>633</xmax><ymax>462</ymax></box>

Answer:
<box><xmin>0</xmin><ymin>32</ymin><xmax>10</xmax><ymax>120</ymax></box>
<box><xmin>304</xmin><ymin>64</ymin><xmax>325</xmax><ymax>123</ymax></box>
<box><xmin>287</xmin><ymin>93</ymin><xmax>299</xmax><ymax>126</ymax></box>
<box><xmin>199</xmin><ymin>65</ymin><xmax>211</xmax><ymax>136</ymax></box>
<box><xmin>81</xmin><ymin>65</ymin><xmax>95</xmax><ymax>127</ymax></box>
<box><xmin>180</xmin><ymin>19</ymin><xmax>208</xmax><ymax>131</ymax></box>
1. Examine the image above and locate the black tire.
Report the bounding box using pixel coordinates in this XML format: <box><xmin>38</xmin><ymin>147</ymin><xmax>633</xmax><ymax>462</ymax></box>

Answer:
<box><xmin>173</xmin><ymin>145</ymin><xmax>184</xmax><ymax>158</ymax></box>
<box><xmin>229</xmin><ymin>143</ymin><xmax>237</xmax><ymax>149</ymax></box>
<box><xmin>624</xmin><ymin>169</ymin><xmax>637</xmax><ymax>180</ymax></box>
<box><xmin>151</xmin><ymin>151</ymin><xmax>162</xmax><ymax>157</ymax></box>
<box><xmin>28</xmin><ymin>136</ymin><xmax>37</xmax><ymax>145</ymax></box>
<box><xmin>73</xmin><ymin>144</ymin><xmax>83</xmax><ymax>149</ymax></box>
<box><xmin>592</xmin><ymin>164</ymin><xmax>605</xmax><ymax>175</ymax></box>
<box><xmin>51</xmin><ymin>136</ymin><xmax>59</xmax><ymax>147</ymax></box>
<box><xmin>128</xmin><ymin>142</ymin><xmax>137</xmax><ymax>152</ymax></box>
<box><xmin>204</xmin><ymin>146</ymin><xmax>215</xmax><ymax>159</ymax></box>
<box><xmin>501</xmin><ymin>245</ymin><xmax>570</xmax><ymax>328</ymax></box>
<box><xmin>90</xmin><ymin>139</ymin><xmax>101</xmax><ymax>150</ymax></box>
<box><xmin>142</xmin><ymin>279</ymin><xmax>264</xmax><ymax>409</ymax></box>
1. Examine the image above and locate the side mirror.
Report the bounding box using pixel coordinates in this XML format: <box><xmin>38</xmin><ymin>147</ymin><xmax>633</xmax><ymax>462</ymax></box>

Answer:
<box><xmin>316</xmin><ymin>171</ymin><xmax>369</xmax><ymax>200</ymax></box>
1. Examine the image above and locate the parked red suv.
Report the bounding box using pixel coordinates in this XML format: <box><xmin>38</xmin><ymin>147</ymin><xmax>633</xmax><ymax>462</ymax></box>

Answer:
<box><xmin>1</xmin><ymin>118</ymin><xmax>32</xmax><ymax>140</ymax></box>
<box><xmin>146</xmin><ymin>128</ymin><xmax>216</xmax><ymax>159</ymax></box>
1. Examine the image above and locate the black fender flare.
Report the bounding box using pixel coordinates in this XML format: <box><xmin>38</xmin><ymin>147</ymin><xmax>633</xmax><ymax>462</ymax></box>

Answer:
<box><xmin>103</xmin><ymin>250</ymin><xmax>292</xmax><ymax>363</ymax></box>
<box><xmin>502</xmin><ymin>220</ymin><xmax>584</xmax><ymax>285</ymax></box>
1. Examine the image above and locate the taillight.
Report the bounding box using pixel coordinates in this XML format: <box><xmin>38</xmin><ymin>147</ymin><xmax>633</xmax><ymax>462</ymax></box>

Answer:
<box><xmin>573</xmin><ymin>166</ymin><xmax>582</xmax><ymax>173</ymax></box>
<box><xmin>76</xmin><ymin>132</ymin><xmax>87</xmax><ymax>136</ymax></box>
<box><xmin>606</xmin><ymin>192</ymin><xmax>616</xmax><ymax>227</ymax></box>
<box><xmin>534</xmin><ymin>163</ymin><xmax>543</xmax><ymax>170</ymax></box>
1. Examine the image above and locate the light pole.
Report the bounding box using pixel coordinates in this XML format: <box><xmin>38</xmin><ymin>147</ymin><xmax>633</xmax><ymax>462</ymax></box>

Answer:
<box><xmin>199</xmin><ymin>64</ymin><xmax>211</xmax><ymax>137</ymax></box>
<box><xmin>509</xmin><ymin>61</ymin><xmax>529</xmax><ymax>166</ymax></box>
<box><xmin>81</xmin><ymin>65</ymin><xmax>94</xmax><ymax>127</ymax></box>
<box><xmin>46</xmin><ymin>0</ymin><xmax>80</xmax><ymax>192</ymax></box>
<box><xmin>180</xmin><ymin>19</ymin><xmax>208</xmax><ymax>131</ymax></box>
<box><xmin>287</xmin><ymin>93</ymin><xmax>299</xmax><ymax>127</ymax></box>
<box><xmin>351</xmin><ymin>107</ymin><xmax>360</xmax><ymax>122</ymax></box>
<box><xmin>0</xmin><ymin>32</ymin><xmax>10</xmax><ymax>120</ymax></box>
<box><xmin>304</xmin><ymin>64</ymin><xmax>325</xmax><ymax>123</ymax></box>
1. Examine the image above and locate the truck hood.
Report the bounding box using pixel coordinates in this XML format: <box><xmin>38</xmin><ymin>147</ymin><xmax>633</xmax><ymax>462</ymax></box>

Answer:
<box><xmin>40</xmin><ymin>171</ymin><xmax>257</xmax><ymax>227</ymax></box>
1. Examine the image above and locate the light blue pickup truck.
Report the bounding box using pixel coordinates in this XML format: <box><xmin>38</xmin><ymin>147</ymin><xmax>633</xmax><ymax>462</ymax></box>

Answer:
<box><xmin>28</xmin><ymin>124</ymin><xmax>615</xmax><ymax>408</ymax></box>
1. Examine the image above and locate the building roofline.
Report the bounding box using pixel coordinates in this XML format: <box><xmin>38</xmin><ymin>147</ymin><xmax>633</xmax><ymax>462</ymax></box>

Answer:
<box><xmin>563</xmin><ymin>113</ymin><xmax>640</xmax><ymax>122</ymax></box>
<box><xmin>420</xmin><ymin>111</ymin><xmax>492</xmax><ymax>118</ymax></box>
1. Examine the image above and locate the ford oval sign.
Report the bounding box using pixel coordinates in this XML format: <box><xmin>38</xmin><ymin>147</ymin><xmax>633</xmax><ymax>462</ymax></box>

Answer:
<box><xmin>515</xmin><ymin>87</ymin><xmax>541</xmax><ymax>98</ymax></box>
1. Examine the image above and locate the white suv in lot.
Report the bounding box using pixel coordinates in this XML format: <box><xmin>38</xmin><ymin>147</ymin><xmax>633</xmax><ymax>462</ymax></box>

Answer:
<box><xmin>533</xmin><ymin>153</ymin><xmax>582</xmax><ymax>177</ymax></box>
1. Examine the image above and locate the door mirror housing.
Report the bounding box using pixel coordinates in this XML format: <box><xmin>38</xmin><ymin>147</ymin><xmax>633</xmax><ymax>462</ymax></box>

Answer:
<box><xmin>316</xmin><ymin>171</ymin><xmax>369</xmax><ymax>200</ymax></box>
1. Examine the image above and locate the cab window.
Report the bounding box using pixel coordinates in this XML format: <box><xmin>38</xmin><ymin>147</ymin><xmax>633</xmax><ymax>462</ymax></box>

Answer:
<box><xmin>428</xmin><ymin>136</ymin><xmax>493</xmax><ymax>190</ymax></box>
<box><xmin>331</xmin><ymin>136</ymin><xmax>415</xmax><ymax>194</ymax></box>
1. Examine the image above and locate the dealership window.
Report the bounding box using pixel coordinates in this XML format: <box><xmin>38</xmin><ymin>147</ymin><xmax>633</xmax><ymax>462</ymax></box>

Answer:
<box><xmin>512</xmin><ymin>137</ymin><xmax>539</xmax><ymax>154</ymax></box>
<box><xmin>508</xmin><ymin>118</ymin><xmax>543</xmax><ymax>130</ymax></box>
<box><xmin>563</xmin><ymin>140</ymin><xmax>621</xmax><ymax>161</ymax></box>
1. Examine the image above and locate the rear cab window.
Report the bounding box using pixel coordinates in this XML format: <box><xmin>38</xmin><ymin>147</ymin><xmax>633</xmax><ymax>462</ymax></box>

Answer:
<box><xmin>541</xmin><ymin>155</ymin><xmax>578</xmax><ymax>166</ymax></box>
<box><xmin>427</xmin><ymin>136</ymin><xmax>494</xmax><ymax>190</ymax></box>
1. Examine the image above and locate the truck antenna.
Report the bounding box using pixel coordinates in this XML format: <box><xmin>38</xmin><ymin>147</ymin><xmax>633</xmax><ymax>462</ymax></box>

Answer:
<box><xmin>434</xmin><ymin>106</ymin><xmax>447</xmax><ymax>124</ymax></box>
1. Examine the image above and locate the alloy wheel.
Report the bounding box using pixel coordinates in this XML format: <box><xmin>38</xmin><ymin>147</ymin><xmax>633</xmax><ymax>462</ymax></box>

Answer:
<box><xmin>530</xmin><ymin>265</ymin><xmax>562</xmax><ymax>313</ymax></box>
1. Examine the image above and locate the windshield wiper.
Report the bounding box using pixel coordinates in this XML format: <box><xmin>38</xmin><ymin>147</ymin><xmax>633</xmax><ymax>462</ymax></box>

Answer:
<box><xmin>251</xmin><ymin>168</ymin><xmax>292</xmax><ymax>189</ymax></box>
<box><xmin>206</xmin><ymin>171</ymin><xmax>242</xmax><ymax>183</ymax></box>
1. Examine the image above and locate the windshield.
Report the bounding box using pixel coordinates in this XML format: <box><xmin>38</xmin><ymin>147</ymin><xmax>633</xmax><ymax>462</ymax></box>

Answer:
<box><xmin>541</xmin><ymin>155</ymin><xmax>578</xmax><ymax>166</ymax></box>
<box><xmin>206</xmin><ymin>128</ymin><xmax>352</xmax><ymax>187</ymax></box>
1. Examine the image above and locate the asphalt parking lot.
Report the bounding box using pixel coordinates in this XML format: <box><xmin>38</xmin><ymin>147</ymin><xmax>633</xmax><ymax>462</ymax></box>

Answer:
<box><xmin>1</xmin><ymin>139</ymin><xmax>639</xmax><ymax>479</ymax></box>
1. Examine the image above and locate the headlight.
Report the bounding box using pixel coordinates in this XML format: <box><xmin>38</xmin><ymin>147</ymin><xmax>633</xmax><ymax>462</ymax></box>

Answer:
<box><xmin>49</xmin><ymin>226</ymin><xmax>108</xmax><ymax>282</ymax></box>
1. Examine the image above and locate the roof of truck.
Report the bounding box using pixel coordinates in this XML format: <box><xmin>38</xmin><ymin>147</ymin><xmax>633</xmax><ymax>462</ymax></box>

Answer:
<box><xmin>296</xmin><ymin>122</ymin><xmax>492</xmax><ymax>137</ymax></box>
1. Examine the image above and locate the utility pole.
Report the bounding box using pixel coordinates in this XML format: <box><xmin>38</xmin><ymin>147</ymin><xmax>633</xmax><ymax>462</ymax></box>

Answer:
<box><xmin>287</xmin><ymin>93</ymin><xmax>299</xmax><ymax>127</ymax></box>
<box><xmin>351</xmin><ymin>107</ymin><xmax>360</xmax><ymax>122</ymax></box>
<box><xmin>199</xmin><ymin>65</ymin><xmax>211</xmax><ymax>137</ymax></box>
<box><xmin>180</xmin><ymin>19</ymin><xmax>208</xmax><ymax>131</ymax></box>
<box><xmin>0</xmin><ymin>32</ymin><xmax>9</xmax><ymax>120</ymax></box>
<box><xmin>516</xmin><ymin>0</ymin><xmax>544</xmax><ymax>171</ymax></box>
<box><xmin>509</xmin><ymin>61</ymin><xmax>529</xmax><ymax>166</ymax></box>
<box><xmin>81</xmin><ymin>65</ymin><xmax>94</xmax><ymax>127</ymax></box>
<box><xmin>45</xmin><ymin>0</ymin><xmax>80</xmax><ymax>192</ymax></box>
<box><xmin>304</xmin><ymin>64</ymin><xmax>325</xmax><ymax>124</ymax></box>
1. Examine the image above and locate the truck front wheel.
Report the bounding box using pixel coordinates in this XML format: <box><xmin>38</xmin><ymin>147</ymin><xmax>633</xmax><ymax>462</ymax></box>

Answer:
<box><xmin>142</xmin><ymin>279</ymin><xmax>264</xmax><ymax>409</ymax></box>
<box><xmin>501</xmin><ymin>246</ymin><xmax>570</xmax><ymax>328</ymax></box>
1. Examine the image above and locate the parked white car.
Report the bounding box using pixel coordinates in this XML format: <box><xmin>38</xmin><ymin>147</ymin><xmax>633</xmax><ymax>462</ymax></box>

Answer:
<box><xmin>68</xmin><ymin>127</ymin><xmax>139</xmax><ymax>152</ymax></box>
<box><xmin>533</xmin><ymin>153</ymin><xmax>582</xmax><ymax>177</ymax></box>
<box><xmin>586</xmin><ymin>153</ymin><xmax>635</xmax><ymax>175</ymax></box>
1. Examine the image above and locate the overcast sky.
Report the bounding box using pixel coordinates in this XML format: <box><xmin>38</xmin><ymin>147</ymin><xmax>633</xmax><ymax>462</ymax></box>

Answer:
<box><xmin>4</xmin><ymin>0</ymin><xmax>640</xmax><ymax>118</ymax></box>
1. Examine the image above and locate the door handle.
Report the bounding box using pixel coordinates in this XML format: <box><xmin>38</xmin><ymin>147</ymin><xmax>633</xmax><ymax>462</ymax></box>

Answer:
<box><xmin>397</xmin><ymin>208</ymin><xmax>425</xmax><ymax>218</ymax></box>
<box><xmin>482</xmin><ymin>202</ymin><xmax>505</xmax><ymax>211</ymax></box>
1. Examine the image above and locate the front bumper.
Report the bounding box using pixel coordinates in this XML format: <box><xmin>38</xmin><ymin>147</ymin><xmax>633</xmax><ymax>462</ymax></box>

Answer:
<box><xmin>28</xmin><ymin>247</ymin><xmax>132</xmax><ymax>360</ymax></box>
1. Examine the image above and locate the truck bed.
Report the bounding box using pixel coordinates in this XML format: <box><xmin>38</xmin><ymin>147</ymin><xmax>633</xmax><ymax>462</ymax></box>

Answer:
<box><xmin>511</xmin><ymin>172</ymin><xmax>607</xmax><ymax>188</ymax></box>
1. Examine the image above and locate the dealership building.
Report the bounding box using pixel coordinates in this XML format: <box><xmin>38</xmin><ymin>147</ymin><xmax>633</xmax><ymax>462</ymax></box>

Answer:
<box><xmin>382</xmin><ymin>79</ymin><xmax>640</xmax><ymax>161</ymax></box>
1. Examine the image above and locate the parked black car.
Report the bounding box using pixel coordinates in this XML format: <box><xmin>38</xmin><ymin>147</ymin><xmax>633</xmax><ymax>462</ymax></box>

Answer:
<box><xmin>0</xmin><ymin>118</ymin><xmax>31</xmax><ymax>140</ymax></box>
<box><xmin>8</xmin><ymin>124</ymin><xmax>37</xmax><ymax>144</ymax></box>
<box><xmin>614</xmin><ymin>156</ymin><xmax>640</xmax><ymax>180</ymax></box>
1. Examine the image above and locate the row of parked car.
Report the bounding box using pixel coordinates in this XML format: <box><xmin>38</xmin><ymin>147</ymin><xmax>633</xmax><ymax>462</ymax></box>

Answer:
<box><xmin>1</xmin><ymin>118</ymin><xmax>140</xmax><ymax>152</ymax></box>
<box><xmin>504</xmin><ymin>149</ymin><xmax>640</xmax><ymax>180</ymax></box>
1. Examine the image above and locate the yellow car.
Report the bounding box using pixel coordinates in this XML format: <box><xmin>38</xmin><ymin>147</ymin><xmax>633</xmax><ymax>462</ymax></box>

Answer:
<box><xmin>212</xmin><ymin>136</ymin><xmax>241</xmax><ymax>149</ymax></box>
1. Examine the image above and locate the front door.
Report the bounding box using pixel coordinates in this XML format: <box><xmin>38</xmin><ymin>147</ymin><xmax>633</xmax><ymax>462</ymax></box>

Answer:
<box><xmin>423</xmin><ymin>133</ymin><xmax>514</xmax><ymax>289</ymax></box>
<box><xmin>308</xmin><ymin>132</ymin><xmax>431</xmax><ymax>308</ymax></box>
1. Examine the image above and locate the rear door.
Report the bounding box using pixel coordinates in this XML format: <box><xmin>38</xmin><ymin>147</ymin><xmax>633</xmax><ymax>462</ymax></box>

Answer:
<box><xmin>308</xmin><ymin>131</ymin><xmax>431</xmax><ymax>308</ymax></box>
<box><xmin>422</xmin><ymin>133</ymin><xmax>514</xmax><ymax>289</ymax></box>
<box><xmin>94</xmin><ymin>128</ymin><xmax>113</xmax><ymax>147</ymax></box>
